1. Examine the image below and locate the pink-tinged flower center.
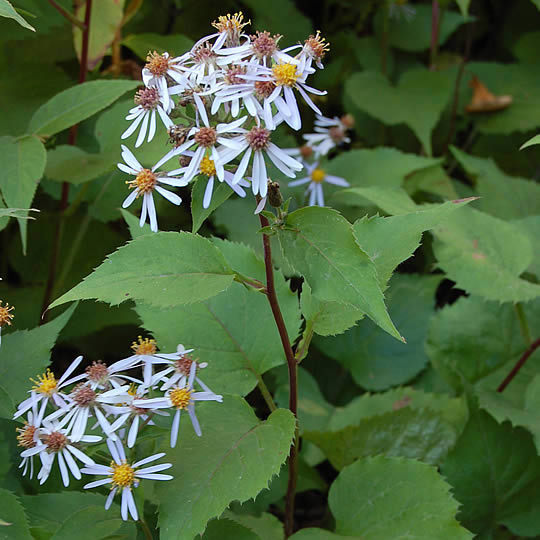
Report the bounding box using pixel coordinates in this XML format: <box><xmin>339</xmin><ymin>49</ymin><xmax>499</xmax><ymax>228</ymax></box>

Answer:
<box><xmin>304</xmin><ymin>31</ymin><xmax>330</xmax><ymax>60</ymax></box>
<box><xmin>254</xmin><ymin>80</ymin><xmax>276</xmax><ymax>99</ymax></box>
<box><xmin>300</xmin><ymin>145</ymin><xmax>313</xmax><ymax>158</ymax></box>
<box><xmin>73</xmin><ymin>385</ymin><xmax>97</xmax><ymax>407</ymax></box>
<box><xmin>174</xmin><ymin>355</ymin><xmax>194</xmax><ymax>375</ymax></box>
<box><xmin>145</xmin><ymin>51</ymin><xmax>171</xmax><ymax>77</ymax></box>
<box><xmin>246</xmin><ymin>126</ymin><xmax>271</xmax><ymax>150</ymax></box>
<box><xmin>329</xmin><ymin>126</ymin><xmax>346</xmax><ymax>143</ymax></box>
<box><xmin>134</xmin><ymin>87</ymin><xmax>161</xmax><ymax>110</ymax></box>
<box><xmin>224</xmin><ymin>65</ymin><xmax>247</xmax><ymax>85</ymax></box>
<box><xmin>195</xmin><ymin>127</ymin><xmax>217</xmax><ymax>148</ymax></box>
<box><xmin>43</xmin><ymin>431</ymin><xmax>68</xmax><ymax>452</ymax></box>
<box><xmin>251</xmin><ymin>31</ymin><xmax>279</xmax><ymax>58</ymax></box>
<box><xmin>86</xmin><ymin>361</ymin><xmax>109</xmax><ymax>384</ymax></box>
<box><xmin>192</xmin><ymin>43</ymin><xmax>217</xmax><ymax>66</ymax></box>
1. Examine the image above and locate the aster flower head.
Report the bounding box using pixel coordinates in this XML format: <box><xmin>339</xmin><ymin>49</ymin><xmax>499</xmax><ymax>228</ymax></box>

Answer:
<box><xmin>289</xmin><ymin>161</ymin><xmax>349</xmax><ymax>207</ymax></box>
<box><xmin>118</xmin><ymin>145</ymin><xmax>187</xmax><ymax>233</ymax></box>
<box><xmin>0</xmin><ymin>299</ymin><xmax>14</xmax><ymax>345</ymax></box>
<box><xmin>82</xmin><ymin>358</ymin><xmax>142</xmax><ymax>390</ymax></box>
<box><xmin>82</xmin><ymin>438</ymin><xmax>173</xmax><ymax>521</ymax></box>
<box><xmin>211</xmin><ymin>12</ymin><xmax>250</xmax><ymax>48</ymax></box>
<box><xmin>133</xmin><ymin>361</ymin><xmax>223</xmax><ymax>448</ymax></box>
<box><xmin>142</xmin><ymin>51</ymin><xmax>188</xmax><ymax>109</ymax></box>
<box><xmin>298</xmin><ymin>31</ymin><xmax>330</xmax><ymax>71</ymax></box>
<box><xmin>16</xmin><ymin>401</ymin><xmax>42</xmax><ymax>479</ymax></box>
<box><xmin>302</xmin><ymin>113</ymin><xmax>353</xmax><ymax>157</ymax></box>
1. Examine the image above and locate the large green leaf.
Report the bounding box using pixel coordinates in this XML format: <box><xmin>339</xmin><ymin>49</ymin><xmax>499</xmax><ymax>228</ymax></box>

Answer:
<box><xmin>0</xmin><ymin>304</ymin><xmax>76</xmax><ymax>419</ymax></box>
<box><xmin>0</xmin><ymin>0</ymin><xmax>34</xmax><ymax>31</ymax></box>
<box><xmin>442</xmin><ymin>405</ymin><xmax>540</xmax><ymax>537</ymax></box>
<box><xmin>513</xmin><ymin>215</ymin><xmax>540</xmax><ymax>279</ymax></box>
<box><xmin>191</xmin><ymin>175</ymin><xmax>234</xmax><ymax>234</ymax></box>
<box><xmin>0</xmin><ymin>489</ymin><xmax>32</xmax><ymax>540</ymax></box>
<box><xmin>455</xmin><ymin>0</ymin><xmax>471</xmax><ymax>15</ymax></box>
<box><xmin>0</xmin><ymin>135</ymin><xmax>46</xmax><ymax>252</ymax></box>
<box><xmin>329</xmin><ymin>456</ymin><xmax>472</xmax><ymax>539</ymax></box>
<box><xmin>432</xmin><ymin>206</ymin><xmax>540</xmax><ymax>302</ymax></box>
<box><xmin>49</xmin><ymin>232</ymin><xmax>236</xmax><ymax>310</ymax></box>
<box><xmin>122</xmin><ymin>32</ymin><xmax>194</xmax><ymax>60</ymax></box>
<box><xmin>155</xmin><ymin>397</ymin><xmax>295</xmax><ymax>540</ymax></box>
<box><xmin>200</xmin><ymin>519</ymin><xmax>259</xmax><ymax>540</ymax></box>
<box><xmin>345</xmin><ymin>69</ymin><xmax>453</xmax><ymax>155</ymax></box>
<box><xmin>136</xmin><ymin>241</ymin><xmax>301</xmax><ymax>396</ymax></box>
<box><xmin>450</xmin><ymin>146</ymin><xmax>540</xmax><ymax>220</ymax></box>
<box><xmin>316</xmin><ymin>274</ymin><xmax>441</xmax><ymax>390</ymax></box>
<box><xmin>277</xmin><ymin>206</ymin><xmax>403</xmax><ymax>342</ymax></box>
<box><xmin>29</xmin><ymin>80</ymin><xmax>140</xmax><ymax>137</ymax></box>
<box><xmin>290</xmin><ymin>531</ymin><xmax>361</xmax><ymax>540</ymax></box>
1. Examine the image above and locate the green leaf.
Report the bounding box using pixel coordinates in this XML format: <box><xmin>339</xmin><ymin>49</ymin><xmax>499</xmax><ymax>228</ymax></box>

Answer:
<box><xmin>442</xmin><ymin>405</ymin><xmax>540</xmax><ymax>537</ymax></box>
<box><xmin>122</xmin><ymin>32</ymin><xmax>194</xmax><ymax>60</ymax></box>
<box><xmin>450</xmin><ymin>146</ymin><xmax>540</xmax><ymax>220</ymax></box>
<box><xmin>155</xmin><ymin>397</ymin><xmax>295</xmax><ymax>540</ymax></box>
<box><xmin>455</xmin><ymin>0</ymin><xmax>471</xmax><ymax>15</ymax></box>
<box><xmin>316</xmin><ymin>274</ymin><xmax>441</xmax><ymax>390</ymax></box>
<box><xmin>512</xmin><ymin>215</ymin><xmax>540</xmax><ymax>278</ymax></box>
<box><xmin>432</xmin><ymin>206</ymin><xmax>540</xmax><ymax>302</ymax></box>
<box><xmin>333</xmin><ymin>186</ymin><xmax>418</xmax><ymax>214</ymax></box>
<box><xmin>0</xmin><ymin>135</ymin><xmax>46</xmax><ymax>252</ymax></box>
<box><xmin>120</xmin><ymin>208</ymin><xmax>152</xmax><ymax>239</ymax></box>
<box><xmin>0</xmin><ymin>304</ymin><xmax>76</xmax><ymax>419</ymax></box>
<box><xmin>223</xmin><ymin>512</ymin><xmax>283</xmax><ymax>540</ymax></box>
<box><xmin>0</xmin><ymin>208</ymin><xmax>38</xmax><ymax>219</ymax></box>
<box><xmin>50</xmin><ymin>507</ymin><xmax>125</xmax><ymax>540</ymax></box>
<box><xmin>405</xmin><ymin>165</ymin><xmax>459</xmax><ymax>200</ymax></box>
<box><xmin>513</xmin><ymin>31</ymin><xmax>540</xmax><ymax>64</ymax></box>
<box><xmin>191</xmin><ymin>175</ymin><xmax>234</xmax><ymax>234</ymax></box>
<box><xmin>329</xmin><ymin>456</ymin><xmax>472</xmax><ymax>539</ymax></box>
<box><xmin>136</xmin><ymin>241</ymin><xmax>301</xmax><ymax>396</ymax></box>
<box><xmin>73</xmin><ymin>0</ymin><xmax>125</xmax><ymax>70</ymax></box>
<box><xmin>352</xmin><ymin>199</ymin><xmax>471</xmax><ymax>288</ymax></box>
<box><xmin>277</xmin><ymin>206</ymin><xmax>403</xmax><ymax>342</ymax></box>
<box><xmin>29</xmin><ymin>80</ymin><xmax>140</xmax><ymax>137</ymax></box>
<box><xmin>45</xmin><ymin>145</ymin><xmax>116</xmax><ymax>185</ymax></box>
<box><xmin>520</xmin><ymin>133</ymin><xmax>540</xmax><ymax>149</ymax></box>
<box><xmin>200</xmin><ymin>519</ymin><xmax>259</xmax><ymax>540</ymax></box>
<box><xmin>325</xmin><ymin>147</ymin><xmax>441</xmax><ymax>189</ymax></box>
<box><xmin>0</xmin><ymin>489</ymin><xmax>32</xmax><ymax>540</ymax></box>
<box><xmin>345</xmin><ymin>69</ymin><xmax>453</xmax><ymax>155</ymax></box>
<box><xmin>49</xmin><ymin>232</ymin><xmax>236</xmax><ymax>310</ymax></box>
<box><xmin>290</xmin><ymin>531</ymin><xmax>361</xmax><ymax>540</ymax></box>
<box><xmin>0</xmin><ymin>0</ymin><xmax>35</xmax><ymax>31</ymax></box>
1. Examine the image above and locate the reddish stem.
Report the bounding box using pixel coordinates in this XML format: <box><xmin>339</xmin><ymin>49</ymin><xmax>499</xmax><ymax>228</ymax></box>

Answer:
<box><xmin>497</xmin><ymin>338</ymin><xmax>540</xmax><ymax>393</ymax></box>
<box><xmin>430</xmin><ymin>0</ymin><xmax>440</xmax><ymax>69</ymax></box>
<box><xmin>258</xmin><ymin>213</ymin><xmax>298</xmax><ymax>537</ymax></box>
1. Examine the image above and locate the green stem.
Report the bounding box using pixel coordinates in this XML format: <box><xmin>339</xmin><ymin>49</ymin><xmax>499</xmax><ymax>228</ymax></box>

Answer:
<box><xmin>515</xmin><ymin>302</ymin><xmax>532</xmax><ymax>345</ymax></box>
<box><xmin>381</xmin><ymin>3</ymin><xmax>390</xmax><ymax>76</ymax></box>
<box><xmin>256</xmin><ymin>374</ymin><xmax>277</xmax><ymax>412</ymax></box>
<box><xmin>139</xmin><ymin>519</ymin><xmax>154</xmax><ymax>540</ymax></box>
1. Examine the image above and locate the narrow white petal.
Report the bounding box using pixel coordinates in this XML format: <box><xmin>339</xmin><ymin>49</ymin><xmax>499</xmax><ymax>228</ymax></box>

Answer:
<box><xmin>155</xmin><ymin>185</ymin><xmax>182</xmax><ymax>205</ymax></box>
<box><xmin>147</xmin><ymin>194</ymin><xmax>158</xmax><ymax>232</ymax></box>
<box><xmin>188</xmin><ymin>404</ymin><xmax>202</xmax><ymax>436</ymax></box>
<box><xmin>121</xmin><ymin>145</ymin><xmax>143</xmax><ymax>171</ymax></box>
<box><xmin>127</xmin><ymin>416</ymin><xmax>139</xmax><ymax>448</ymax></box>
<box><xmin>122</xmin><ymin>189</ymin><xmax>139</xmax><ymax>209</ymax></box>
<box><xmin>84</xmin><ymin>478</ymin><xmax>113</xmax><ymax>489</ymax></box>
<box><xmin>171</xmin><ymin>410</ymin><xmax>181</xmax><ymax>448</ymax></box>
<box><xmin>203</xmin><ymin>177</ymin><xmax>214</xmax><ymax>209</ymax></box>
<box><xmin>121</xmin><ymin>111</ymin><xmax>146</xmax><ymax>140</ymax></box>
<box><xmin>132</xmin><ymin>452</ymin><xmax>166</xmax><ymax>468</ymax></box>
<box><xmin>147</xmin><ymin>109</ymin><xmax>157</xmax><ymax>143</ymax></box>
<box><xmin>57</xmin><ymin>452</ymin><xmax>70</xmax><ymax>487</ymax></box>
<box><xmin>105</xmin><ymin>488</ymin><xmax>117</xmax><ymax>510</ymax></box>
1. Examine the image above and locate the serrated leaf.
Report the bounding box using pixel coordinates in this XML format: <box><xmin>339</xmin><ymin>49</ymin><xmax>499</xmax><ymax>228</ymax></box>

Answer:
<box><xmin>45</xmin><ymin>145</ymin><xmax>117</xmax><ymax>185</ymax></box>
<box><xmin>120</xmin><ymin>208</ymin><xmax>151</xmax><ymax>239</ymax></box>
<box><xmin>345</xmin><ymin>69</ymin><xmax>453</xmax><ymax>155</ymax></box>
<box><xmin>0</xmin><ymin>135</ymin><xmax>46</xmax><ymax>252</ymax></box>
<box><xmin>49</xmin><ymin>232</ymin><xmax>236</xmax><ymax>310</ymax></box>
<box><xmin>290</xmin><ymin>531</ymin><xmax>361</xmax><ymax>540</ymax></box>
<box><xmin>316</xmin><ymin>275</ymin><xmax>441</xmax><ymax>390</ymax></box>
<box><xmin>0</xmin><ymin>304</ymin><xmax>76</xmax><ymax>419</ymax></box>
<box><xmin>136</xmin><ymin>241</ymin><xmax>301</xmax><ymax>396</ymax></box>
<box><xmin>513</xmin><ymin>215</ymin><xmax>540</xmax><ymax>278</ymax></box>
<box><xmin>50</xmin><ymin>507</ymin><xmax>124</xmax><ymax>540</ymax></box>
<box><xmin>191</xmin><ymin>175</ymin><xmax>234</xmax><ymax>233</ymax></box>
<box><xmin>0</xmin><ymin>489</ymin><xmax>32</xmax><ymax>540</ymax></box>
<box><xmin>432</xmin><ymin>205</ymin><xmax>540</xmax><ymax>302</ymax></box>
<box><xmin>0</xmin><ymin>0</ymin><xmax>34</xmax><ymax>31</ymax></box>
<box><xmin>450</xmin><ymin>146</ymin><xmax>540</xmax><ymax>220</ymax></box>
<box><xmin>223</xmin><ymin>511</ymin><xmax>283</xmax><ymax>540</ymax></box>
<box><xmin>333</xmin><ymin>186</ymin><xmax>418</xmax><ymax>214</ymax></box>
<box><xmin>201</xmin><ymin>518</ymin><xmax>259</xmax><ymax>540</ymax></box>
<box><xmin>29</xmin><ymin>80</ymin><xmax>140</xmax><ymax>137</ymax></box>
<box><xmin>442</xmin><ymin>405</ymin><xmax>540</xmax><ymax>537</ymax></box>
<box><xmin>329</xmin><ymin>456</ymin><xmax>472</xmax><ymax>539</ymax></box>
<box><xmin>405</xmin><ymin>165</ymin><xmax>459</xmax><ymax>200</ymax></box>
<box><xmin>122</xmin><ymin>32</ymin><xmax>194</xmax><ymax>60</ymax></box>
<box><xmin>277</xmin><ymin>206</ymin><xmax>403</xmax><ymax>342</ymax></box>
<box><xmin>155</xmin><ymin>397</ymin><xmax>295</xmax><ymax>540</ymax></box>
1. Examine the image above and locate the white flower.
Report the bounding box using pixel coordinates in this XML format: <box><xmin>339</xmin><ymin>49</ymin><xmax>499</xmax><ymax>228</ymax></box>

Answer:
<box><xmin>82</xmin><ymin>439</ymin><xmax>173</xmax><ymax>521</ymax></box>
<box><xmin>289</xmin><ymin>161</ymin><xmax>349</xmax><ymax>207</ymax></box>
<box><xmin>13</xmin><ymin>356</ymin><xmax>86</xmax><ymax>422</ymax></box>
<box><xmin>44</xmin><ymin>385</ymin><xmax>132</xmax><ymax>442</ymax></box>
<box><xmin>155</xmin><ymin>115</ymin><xmax>248</xmax><ymax>185</ymax></box>
<box><xmin>79</xmin><ymin>358</ymin><xmax>141</xmax><ymax>391</ymax></box>
<box><xmin>20</xmin><ymin>423</ymin><xmax>99</xmax><ymax>486</ymax></box>
<box><xmin>220</xmin><ymin>125</ymin><xmax>303</xmax><ymax>197</ymax></box>
<box><xmin>0</xmin><ymin>300</ymin><xmax>14</xmax><ymax>346</ymax></box>
<box><xmin>121</xmin><ymin>86</ymin><xmax>174</xmax><ymax>148</ymax></box>
<box><xmin>303</xmin><ymin>114</ymin><xmax>352</xmax><ymax>157</ymax></box>
<box><xmin>295</xmin><ymin>31</ymin><xmax>330</xmax><ymax>72</ymax></box>
<box><xmin>142</xmin><ymin>52</ymin><xmax>188</xmax><ymax>110</ymax></box>
<box><xmin>134</xmin><ymin>362</ymin><xmax>223</xmax><ymax>448</ymax></box>
<box><xmin>389</xmin><ymin>0</ymin><xmax>416</xmax><ymax>21</ymax></box>
<box><xmin>118</xmin><ymin>145</ymin><xmax>187</xmax><ymax>233</ymax></box>
<box><xmin>16</xmin><ymin>401</ymin><xmax>42</xmax><ymax>479</ymax></box>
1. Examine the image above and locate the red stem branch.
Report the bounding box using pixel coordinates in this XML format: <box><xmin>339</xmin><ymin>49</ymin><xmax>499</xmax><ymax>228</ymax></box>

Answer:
<box><xmin>497</xmin><ymin>338</ymin><xmax>540</xmax><ymax>393</ymax></box>
<box><xmin>258</xmin><ymin>213</ymin><xmax>298</xmax><ymax>538</ymax></box>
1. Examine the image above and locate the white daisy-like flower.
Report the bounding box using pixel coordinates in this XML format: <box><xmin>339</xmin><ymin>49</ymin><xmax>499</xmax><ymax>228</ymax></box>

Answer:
<box><xmin>20</xmin><ymin>423</ymin><xmax>99</xmax><ymax>486</ymax></box>
<box><xmin>79</xmin><ymin>358</ymin><xmax>142</xmax><ymax>391</ymax></box>
<box><xmin>134</xmin><ymin>362</ymin><xmax>223</xmax><ymax>448</ymax></box>
<box><xmin>121</xmin><ymin>86</ymin><xmax>174</xmax><ymax>148</ymax></box>
<box><xmin>291</xmin><ymin>31</ymin><xmax>330</xmax><ymax>72</ymax></box>
<box><xmin>389</xmin><ymin>0</ymin><xmax>417</xmax><ymax>21</ymax></box>
<box><xmin>154</xmin><ymin>115</ymin><xmax>247</xmax><ymax>185</ymax></box>
<box><xmin>13</xmin><ymin>356</ymin><xmax>86</xmax><ymax>422</ymax></box>
<box><xmin>82</xmin><ymin>438</ymin><xmax>173</xmax><ymax>521</ymax></box>
<box><xmin>0</xmin><ymin>300</ymin><xmax>14</xmax><ymax>346</ymax></box>
<box><xmin>220</xmin><ymin>125</ymin><xmax>303</xmax><ymax>197</ymax></box>
<box><xmin>142</xmin><ymin>52</ymin><xmax>188</xmax><ymax>110</ymax></box>
<box><xmin>289</xmin><ymin>161</ymin><xmax>349</xmax><ymax>207</ymax></box>
<box><xmin>303</xmin><ymin>114</ymin><xmax>353</xmax><ymax>156</ymax></box>
<box><xmin>118</xmin><ymin>145</ymin><xmax>187</xmax><ymax>233</ymax></box>
<box><xmin>16</xmin><ymin>401</ymin><xmax>42</xmax><ymax>479</ymax></box>
<box><xmin>44</xmin><ymin>385</ymin><xmax>132</xmax><ymax>442</ymax></box>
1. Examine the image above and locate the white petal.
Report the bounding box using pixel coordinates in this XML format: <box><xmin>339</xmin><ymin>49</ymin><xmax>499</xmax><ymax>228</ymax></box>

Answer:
<box><xmin>121</xmin><ymin>111</ymin><xmax>146</xmax><ymax>140</ymax></box>
<box><xmin>84</xmin><ymin>478</ymin><xmax>113</xmax><ymax>489</ymax></box>
<box><xmin>127</xmin><ymin>415</ymin><xmax>139</xmax><ymax>448</ymax></box>
<box><xmin>146</xmin><ymin>193</ymin><xmax>158</xmax><ymax>232</ymax></box>
<box><xmin>203</xmin><ymin>177</ymin><xmax>214</xmax><ymax>209</ymax></box>
<box><xmin>147</xmin><ymin>109</ymin><xmax>157</xmax><ymax>143</ymax></box>
<box><xmin>121</xmin><ymin>145</ymin><xmax>142</xmax><ymax>171</ymax></box>
<box><xmin>132</xmin><ymin>452</ymin><xmax>166</xmax><ymax>468</ymax></box>
<box><xmin>57</xmin><ymin>451</ymin><xmax>70</xmax><ymax>487</ymax></box>
<box><xmin>155</xmin><ymin>185</ymin><xmax>182</xmax><ymax>205</ymax></box>
<box><xmin>171</xmin><ymin>410</ymin><xmax>181</xmax><ymax>448</ymax></box>
<box><xmin>122</xmin><ymin>189</ymin><xmax>139</xmax><ymax>209</ymax></box>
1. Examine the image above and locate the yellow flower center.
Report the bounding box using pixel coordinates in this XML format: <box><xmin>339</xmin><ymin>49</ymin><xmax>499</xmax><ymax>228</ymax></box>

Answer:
<box><xmin>169</xmin><ymin>388</ymin><xmax>192</xmax><ymax>409</ymax></box>
<box><xmin>111</xmin><ymin>462</ymin><xmax>136</xmax><ymax>488</ymax></box>
<box><xmin>31</xmin><ymin>369</ymin><xmax>58</xmax><ymax>396</ymax></box>
<box><xmin>199</xmin><ymin>156</ymin><xmax>217</xmax><ymax>177</ymax></box>
<box><xmin>272</xmin><ymin>63</ymin><xmax>299</xmax><ymax>87</ymax></box>
<box><xmin>127</xmin><ymin>383</ymin><xmax>138</xmax><ymax>397</ymax></box>
<box><xmin>131</xmin><ymin>336</ymin><xmax>157</xmax><ymax>356</ymax></box>
<box><xmin>0</xmin><ymin>301</ymin><xmax>14</xmax><ymax>328</ymax></box>
<box><xmin>311</xmin><ymin>168</ymin><xmax>326</xmax><ymax>183</ymax></box>
<box><xmin>145</xmin><ymin>51</ymin><xmax>171</xmax><ymax>77</ymax></box>
<box><xmin>127</xmin><ymin>169</ymin><xmax>157</xmax><ymax>195</ymax></box>
<box><xmin>212</xmin><ymin>12</ymin><xmax>249</xmax><ymax>34</ymax></box>
<box><xmin>16</xmin><ymin>424</ymin><xmax>37</xmax><ymax>448</ymax></box>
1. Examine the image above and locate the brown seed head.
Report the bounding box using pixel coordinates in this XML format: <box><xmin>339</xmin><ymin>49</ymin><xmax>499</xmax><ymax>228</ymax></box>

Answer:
<box><xmin>0</xmin><ymin>301</ymin><xmax>14</xmax><ymax>328</ymax></box>
<box><xmin>86</xmin><ymin>361</ymin><xmax>109</xmax><ymax>384</ymax></box>
<box><xmin>300</xmin><ymin>145</ymin><xmax>313</xmax><ymax>159</ymax></box>
<box><xmin>251</xmin><ymin>31</ymin><xmax>280</xmax><ymax>59</ymax></box>
<box><xmin>145</xmin><ymin>51</ymin><xmax>171</xmax><ymax>77</ymax></box>
<box><xmin>195</xmin><ymin>127</ymin><xmax>218</xmax><ymax>148</ymax></box>
<box><xmin>43</xmin><ymin>431</ymin><xmax>68</xmax><ymax>452</ymax></box>
<box><xmin>303</xmin><ymin>31</ymin><xmax>330</xmax><ymax>61</ymax></box>
<box><xmin>254</xmin><ymin>80</ymin><xmax>276</xmax><ymax>100</ymax></box>
<box><xmin>16</xmin><ymin>424</ymin><xmax>37</xmax><ymax>448</ymax></box>
<box><xmin>73</xmin><ymin>384</ymin><xmax>97</xmax><ymax>407</ymax></box>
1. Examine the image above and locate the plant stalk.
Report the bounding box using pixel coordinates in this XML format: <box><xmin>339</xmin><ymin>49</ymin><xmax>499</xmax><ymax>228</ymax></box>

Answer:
<box><xmin>258</xmin><ymin>213</ymin><xmax>298</xmax><ymax>538</ymax></box>
<box><xmin>514</xmin><ymin>302</ymin><xmax>532</xmax><ymax>345</ymax></box>
<box><xmin>497</xmin><ymin>338</ymin><xmax>540</xmax><ymax>393</ymax></box>
<box><xmin>430</xmin><ymin>0</ymin><xmax>440</xmax><ymax>70</ymax></box>
<box><xmin>48</xmin><ymin>0</ymin><xmax>87</xmax><ymax>29</ymax></box>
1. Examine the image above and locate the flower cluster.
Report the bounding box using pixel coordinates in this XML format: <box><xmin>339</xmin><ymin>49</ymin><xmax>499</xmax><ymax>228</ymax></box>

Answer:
<box><xmin>13</xmin><ymin>338</ymin><xmax>222</xmax><ymax>521</ymax></box>
<box><xmin>118</xmin><ymin>13</ymin><xmax>331</xmax><ymax>231</ymax></box>
<box><xmin>0</xmin><ymin>299</ymin><xmax>14</xmax><ymax>345</ymax></box>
